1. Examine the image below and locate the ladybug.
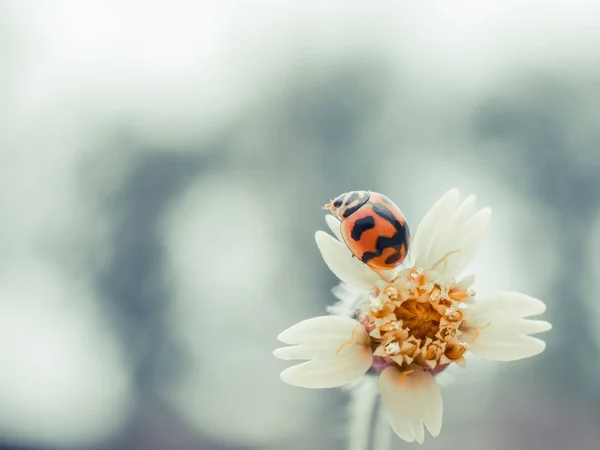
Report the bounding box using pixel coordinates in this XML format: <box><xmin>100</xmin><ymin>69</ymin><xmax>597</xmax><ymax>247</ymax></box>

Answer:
<box><xmin>323</xmin><ymin>191</ymin><xmax>410</xmax><ymax>271</ymax></box>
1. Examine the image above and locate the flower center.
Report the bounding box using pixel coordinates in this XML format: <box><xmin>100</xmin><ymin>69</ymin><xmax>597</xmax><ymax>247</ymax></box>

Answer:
<box><xmin>359</xmin><ymin>268</ymin><xmax>473</xmax><ymax>374</ymax></box>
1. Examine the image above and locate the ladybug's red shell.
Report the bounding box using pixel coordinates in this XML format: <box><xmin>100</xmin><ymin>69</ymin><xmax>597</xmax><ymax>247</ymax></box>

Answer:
<box><xmin>326</xmin><ymin>191</ymin><xmax>410</xmax><ymax>270</ymax></box>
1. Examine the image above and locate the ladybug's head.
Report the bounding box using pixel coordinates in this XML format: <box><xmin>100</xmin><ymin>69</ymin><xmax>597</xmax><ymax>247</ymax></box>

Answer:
<box><xmin>322</xmin><ymin>191</ymin><xmax>370</xmax><ymax>221</ymax></box>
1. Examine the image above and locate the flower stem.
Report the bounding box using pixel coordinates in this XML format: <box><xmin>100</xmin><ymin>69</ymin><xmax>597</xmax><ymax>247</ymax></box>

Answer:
<box><xmin>371</xmin><ymin>403</ymin><xmax>392</xmax><ymax>450</ymax></box>
<box><xmin>347</xmin><ymin>377</ymin><xmax>378</xmax><ymax>450</ymax></box>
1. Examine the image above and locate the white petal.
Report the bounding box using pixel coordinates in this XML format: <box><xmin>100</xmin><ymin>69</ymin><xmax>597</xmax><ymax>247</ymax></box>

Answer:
<box><xmin>410</xmin><ymin>189</ymin><xmax>491</xmax><ymax>278</ymax></box>
<box><xmin>454</xmin><ymin>356</ymin><xmax>467</xmax><ymax>369</ymax></box>
<box><xmin>277</xmin><ymin>315</ymin><xmax>367</xmax><ymax>345</ymax></box>
<box><xmin>424</xmin><ymin>195</ymin><xmax>476</xmax><ymax>268</ymax></box>
<box><xmin>445</xmin><ymin>207</ymin><xmax>492</xmax><ymax>277</ymax></box>
<box><xmin>325</xmin><ymin>214</ymin><xmax>344</xmax><ymax>242</ymax></box>
<box><xmin>275</xmin><ymin>316</ymin><xmax>373</xmax><ymax>388</ymax></box>
<box><xmin>464</xmin><ymin>292</ymin><xmax>551</xmax><ymax>361</ymax></box>
<box><xmin>273</xmin><ymin>344</ymin><xmax>340</xmax><ymax>360</ymax></box>
<box><xmin>469</xmin><ymin>335</ymin><xmax>546</xmax><ymax>361</ymax></box>
<box><xmin>457</xmin><ymin>273</ymin><xmax>476</xmax><ymax>289</ymax></box>
<box><xmin>279</xmin><ymin>344</ymin><xmax>373</xmax><ymax>388</ymax></box>
<box><xmin>410</xmin><ymin>189</ymin><xmax>460</xmax><ymax>269</ymax></box>
<box><xmin>378</xmin><ymin>368</ymin><xmax>443</xmax><ymax>443</ymax></box>
<box><xmin>451</xmin><ymin>195</ymin><xmax>477</xmax><ymax>229</ymax></box>
<box><xmin>466</xmin><ymin>292</ymin><xmax>548</xmax><ymax>321</ymax></box>
<box><xmin>315</xmin><ymin>231</ymin><xmax>380</xmax><ymax>291</ymax></box>
<box><xmin>410</xmin><ymin>413</ymin><xmax>425</xmax><ymax>444</ymax></box>
<box><xmin>477</xmin><ymin>318</ymin><xmax>552</xmax><ymax>336</ymax></box>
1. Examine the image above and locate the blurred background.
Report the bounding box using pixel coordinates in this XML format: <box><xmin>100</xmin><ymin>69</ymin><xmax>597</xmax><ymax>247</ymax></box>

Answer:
<box><xmin>1</xmin><ymin>1</ymin><xmax>599</xmax><ymax>449</ymax></box>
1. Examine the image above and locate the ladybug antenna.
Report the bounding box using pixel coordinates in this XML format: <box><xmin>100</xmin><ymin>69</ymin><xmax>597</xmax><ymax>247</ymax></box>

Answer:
<box><xmin>322</xmin><ymin>200</ymin><xmax>335</xmax><ymax>211</ymax></box>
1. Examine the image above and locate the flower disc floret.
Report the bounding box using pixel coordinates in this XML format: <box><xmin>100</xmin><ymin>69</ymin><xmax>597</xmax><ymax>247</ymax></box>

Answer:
<box><xmin>358</xmin><ymin>267</ymin><xmax>471</xmax><ymax>373</ymax></box>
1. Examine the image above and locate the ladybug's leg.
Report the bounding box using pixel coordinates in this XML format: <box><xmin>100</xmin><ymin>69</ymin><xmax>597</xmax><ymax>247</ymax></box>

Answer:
<box><xmin>373</xmin><ymin>269</ymin><xmax>389</xmax><ymax>281</ymax></box>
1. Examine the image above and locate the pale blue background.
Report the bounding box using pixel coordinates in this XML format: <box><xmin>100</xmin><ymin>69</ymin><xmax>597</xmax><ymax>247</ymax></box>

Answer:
<box><xmin>0</xmin><ymin>1</ymin><xmax>598</xmax><ymax>449</ymax></box>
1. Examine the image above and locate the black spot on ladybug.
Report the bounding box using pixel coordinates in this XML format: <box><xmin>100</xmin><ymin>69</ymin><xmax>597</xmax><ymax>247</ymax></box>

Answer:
<box><xmin>351</xmin><ymin>216</ymin><xmax>376</xmax><ymax>241</ymax></box>
<box><xmin>360</xmin><ymin>224</ymin><xmax>410</xmax><ymax>264</ymax></box>
<box><xmin>372</xmin><ymin>202</ymin><xmax>403</xmax><ymax>229</ymax></box>
<box><xmin>385</xmin><ymin>249</ymin><xmax>403</xmax><ymax>265</ymax></box>
<box><xmin>343</xmin><ymin>204</ymin><xmax>361</xmax><ymax>218</ymax></box>
<box><xmin>360</xmin><ymin>250</ymin><xmax>376</xmax><ymax>263</ymax></box>
<box><xmin>333</xmin><ymin>199</ymin><xmax>343</xmax><ymax>208</ymax></box>
<box><xmin>342</xmin><ymin>192</ymin><xmax>370</xmax><ymax>218</ymax></box>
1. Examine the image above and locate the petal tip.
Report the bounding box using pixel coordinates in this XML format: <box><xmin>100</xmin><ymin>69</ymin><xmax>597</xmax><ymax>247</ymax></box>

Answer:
<box><xmin>441</xmin><ymin>188</ymin><xmax>461</xmax><ymax>206</ymax></box>
<box><xmin>280</xmin><ymin>366</ymin><xmax>312</xmax><ymax>388</ymax></box>
<box><xmin>520</xmin><ymin>296</ymin><xmax>547</xmax><ymax>316</ymax></box>
<box><xmin>535</xmin><ymin>339</ymin><xmax>547</xmax><ymax>355</ymax></box>
<box><xmin>276</xmin><ymin>323</ymin><xmax>304</xmax><ymax>344</ymax></box>
<box><xmin>276</xmin><ymin>330</ymin><xmax>290</xmax><ymax>344</ymax></box>
<box><xmin>325</xmin><ymin>214</ymin><xmax>341</xmax><ymax>227</ymax></box>
<box><xmin>480</xmin><ymin>206</ymin><xmax>492</xmax><ymax>219</ymax></box>
<box><xmin>314</xmin><ymin>230</ymin><xmax>328</xmax><ymax>245</ymax></box>
<box><xmin>273</xmin><ymin>346</ymin><xmax>289</xmax><ymax>359</ymax></box>
<box><xmin>429</xmin><ymin>427</ymin><xmax>442</xmax><ymax>438</ymax></box>
<box><xmin>279</xmin><ymin>368</ymin><xmax>297</xmax><ymax>386</ymax></box>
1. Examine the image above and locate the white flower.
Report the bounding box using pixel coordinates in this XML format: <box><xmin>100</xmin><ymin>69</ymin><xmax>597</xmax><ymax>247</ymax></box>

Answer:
<box><xmin>273</xmin><ymin>189</ymin><xmax>552</xmax><ymax>444</ymax></box>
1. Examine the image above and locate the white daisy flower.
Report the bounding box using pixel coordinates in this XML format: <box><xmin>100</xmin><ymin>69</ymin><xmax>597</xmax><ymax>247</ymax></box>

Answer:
<box><xmin>273</xmin><ymin>189</ymin><xmax>552</xmax><ymax>444</ymax></box>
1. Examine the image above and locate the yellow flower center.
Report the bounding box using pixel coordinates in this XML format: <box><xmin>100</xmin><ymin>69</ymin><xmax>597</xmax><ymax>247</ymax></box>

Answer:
<box><xmin>360</xmin><ymin>268</ymin><xmax>473</xmax><ymax>373</ymax></box>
